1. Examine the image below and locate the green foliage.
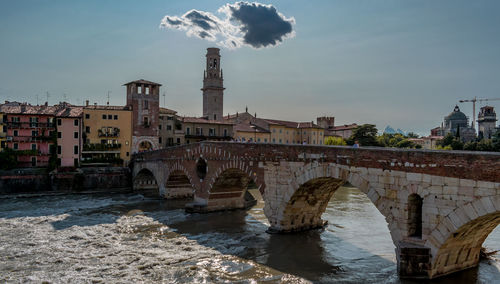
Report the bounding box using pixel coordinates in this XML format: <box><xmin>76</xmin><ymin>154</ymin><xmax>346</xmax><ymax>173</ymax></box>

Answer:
<box><xmin>324</xmin><ymin>136</ymin><xmax>347</xmax><ymax>146</ymax></box>
<box><xmin>438</xmin><ymin>132</ymin><xmax>464</xmax><ymax>150</ymax></box>
<box><xmin>347</xmin><ymin>124</ymin><xmax>379</xmax><ymax>146</ymax></box>
<box><xmin>492</xmin><ymin>130</ymin><xmax>500</xmax><ymax>151</ymax></box>
<box><xmin>406</xmin><ymin>132</ymin><xmax>419</xmax><ymax>138</ymax></box>
<box><xmin>376</xmin><ymin>133</ymin><xmax>418</xmax><ymax>149</ymax></box>
<box><xmin>0</xmin><ymin>148</ymin><xmax>18</xmax><ymax>170</ymax></box>
<box><xmin>83</xmin><ymin>143</ymin><xmax>122</xmax><ymax>151</ymax></box>
<box><xmin>436</xmin><ymin>145</ymin><xmax>453</xmax><ymax>150</ymax></box>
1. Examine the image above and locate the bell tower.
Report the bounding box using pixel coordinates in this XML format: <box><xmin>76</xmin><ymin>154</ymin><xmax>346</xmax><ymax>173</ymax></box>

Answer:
<box><xmin>202</xmin><ymin>48</ymin><xmax>225</xmax><ymax>121</ymax></box>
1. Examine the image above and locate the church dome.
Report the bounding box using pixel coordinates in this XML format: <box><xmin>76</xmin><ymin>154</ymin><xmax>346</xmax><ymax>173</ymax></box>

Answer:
<box><xmin>446</xmin><ymin>105</ymin><xmax>467</xmax><ymax>121</ymax></box>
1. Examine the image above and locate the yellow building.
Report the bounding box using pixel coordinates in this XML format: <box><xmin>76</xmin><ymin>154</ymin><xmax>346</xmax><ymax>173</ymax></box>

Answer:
<box><xmin>0</xmin><ymin>112</ymin><xmax>6</xmax><ymax>150</ymax></box>
<box><xmin>233</xmin><ymin>122</ymin><xmax>271</xmax><ymax>142</ymax></box>
<box><xmin>228</xmin><ymin>112</ymin><xmax>325</xmax><ymax>145</ymax></box>
<box><xmin>82</xmin><ymin>105</ymin><xmax>132</xmax><ymax>165</ymax></box>
<box><xmin>266</xmin><ymin>119</ymin><xmax>325</xmax><ymax>145</ymax></box>
<box><xmin>182</xmin><ymin>117</ymin><xmax>233</xmax><ymax>144</ymax></box>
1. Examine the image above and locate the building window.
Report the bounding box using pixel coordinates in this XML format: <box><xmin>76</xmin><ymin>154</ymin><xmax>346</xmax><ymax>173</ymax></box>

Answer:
<box><xmin>186</xmin><ymin>127</ymin><xmax>190</xmax><ymax>135</ymax></box>
<box><xmin>143</xmin><ymin>117</ymin><xmax>149</xmax><ymax>127</ymax></box>
<box><xmin>144</xmin><ymin>100</ymin><xmax>149</xmax><ymax>109</ymax></box>
<box><xmin>13</xmin><ymin>143</ymin><xmax>19</xmax><ymax>150</ymax></box>
<box><xmin>272</xmin><ymin>138</ymin><xmax>275</xmax><ymax>143</ymax></box>
<box><xmin>196</xmin><ymin>127</ymin><xmax>202</xmax><ymax>135</ymax></box>
<box><xmin>279</xmin><ymin>129</ymin><xmax>282</xmax><ymax>133</ymax></box>
<box><xmin>74</xmin><ymin>158</ymin><xmax>79</xmax><ymax>167</ymax></box>
<box><xmin>273</xmin><ymin>129</ymin><xmax>276</xmax><ymax>133</ymax></box>
<box><xmin>31</xmin><ymin>157</ymin><xmax>36</xmax><ymax>167</ymax></box>
<box><xmin>74</xmin><ymin>132</ymin><xmax>78</xmax><ymax>139</ymax></box>
<box><xmin>32</xmin><ymin>130</ymin><xmax>38</xmax><ymax>137</ymax></box>
<box><xmin>57</xmin><ymin>119</ymin><xmax>62</xmax><ymax>126</ymax></box>
<box><xmin>166</xmin><ymin>125</ymin><xmax>172</xmax><ymax>131</ymax></box>
<box><xmin>313</xmin><ymin>140</ymin><xmax>316</xmax><ymax>144</ymax></box>
<box><xmin>13</xmin><ymin>130</ymin><xmax>18</xmax><ymax>136</ymax></box>
<box><xmin>58</xmin><ymin>132</ymin><xmax>62</xmax><ymax>138</ymax></box>
<box><xmin>74</xmin><ymin>145</ymin><xmax>79</xmax><ymax>155</ymax></box>
<box><xmin>209</xmin><ymin>128</ymin><xmax>215</xmax><ymax>136</ymax></box>
<box><xmin>257</xmin><ymin>138</ymin><xmax>261</xmax><ymax>142</ymax></box>
<box><xmin>102</xmin><ymin>114</ymin><xmax>106</xmax><ymax>119</ymax></box>
<box><xmin>85</xmin><ymin>114</ymin><xmax>90</xmax><ymax>119</ymax></box>
<box><xmin>159</xmin><ymin>124</ymin><xmax>162</xmax><ymax>130</ymax></box>
<box><xmin>176</xmin><ymin>138</ymin><xmax>181</xmax><ymax>144</ymax></box>
<box><xmin>126</xmin><ymin>152</ymin><xmax>130</xmax><ymax>157</ymax></box>
<box><xmin>86</xmin><ymin>126</ymin><xmax>90</xmax><ymax>133</ymax></box>
<box><xmin>137</xmin><ymin>86</ymin><xmax>142</xmax><ymax>94</ymax></box>
<box><xmin>74</xmin><ymin>119</ymin><xmax>79</xmax><ymax>126</ymax></box>
<box><xmin>159</xmin><ymin>137</ymin><xmax>162</xmax><ymax>144</ymax></box>
<box><xmin>214</xmin><ymin>114</ymin><xmax>217</xmax><ymax>120</ymax></box>
<box><xmin>108</xmin><ymin>114</ymin><xmax>112</xmax><ymax>120</ymax></box>
<box><xmin>145</xmin><ymin>87</ymin><xmax>150</xmax><ymax>95</ymax></box>
<box><xmin>31</xmin><ymin>144</ymin><xmax>36</xmax><ymax>151</ymax></box>
<box><xmin>279</xmin><ymin>139</ymin><xmax>282</xmax><ymax>143</ymax></box>
<box><xmin>223</xmin><ymin>128</ymin><xmax>228</xmax><ymax>137</ymax></box>
<box><xmin>57</xmin><ymin>145</ymin><xmax>62</xmax><ymax>154</ymax></box>
<box><xmin>30</xmin><ymin>117</ymin><xmax>39</xmax><ymax>127</ymax></box>
<box><xmin>114</xmin><ymin>115</ymin><xmax>118</xmax><ymax>120</ymax></box>
<box><xmin>264</xmin><ymin>138</ymin><xmax>268</xmax><ymax>142</ymax></box>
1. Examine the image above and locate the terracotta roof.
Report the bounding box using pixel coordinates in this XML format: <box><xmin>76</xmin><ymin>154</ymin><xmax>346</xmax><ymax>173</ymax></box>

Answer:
<box><xmin>84</xmin><ymin>105</ymin><xmax>131</xmax><ymax>111</ymax></box>
<box><xmin>182</xmin><ymin>117</ymin><xmax>233</xmax><ymax>125</ymax></box>
<box><xmin>55</xmin><ymin>106</ymin><xmax>83</xmax><ymax>118</ymax></box>
<box><xmin>264</xmin><ymin>119</ymin><xmax>323</xmax><ymax>129</ymax></box>
<box><xmin>160</xmin><ymin>107</ymin><xmax>177</xmax><ymax>115</ymax></box>
<box><xmin>234</xmin><ymin>122</ymin><xmax>270</xmax><ymax>133</ymax></box>
<box><xmin>0</xmin><ymin>102</ymin><xmax>69</xmax><ymax>115</ymax></box>
<box><xmin>329</xmin><ymin>123</ymin><xmax>358</xmax><ymax>131</ymax></box>
<box><xmin>123</xmin><ymin>79</ymin><xmax>161</xmax><ymax>86</ymax></box>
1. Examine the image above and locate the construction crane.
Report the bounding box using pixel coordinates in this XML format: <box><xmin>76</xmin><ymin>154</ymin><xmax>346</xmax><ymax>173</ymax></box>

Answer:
<box><xmin>458</xmin><ymin>97</ymin><xmax>500</xmax><ymax>130</ymax></box>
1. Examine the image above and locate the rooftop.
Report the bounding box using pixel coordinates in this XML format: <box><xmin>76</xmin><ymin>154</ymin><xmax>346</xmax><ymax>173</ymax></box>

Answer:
<box><xmin>123</xmin><ymin>79</ymin><xmax>162</xmax><ymax>86</ymax></box>
<box><xmin>182</xmin><ymin>116</ymin><xmax>233</xmax><ymax>125</ymax></box>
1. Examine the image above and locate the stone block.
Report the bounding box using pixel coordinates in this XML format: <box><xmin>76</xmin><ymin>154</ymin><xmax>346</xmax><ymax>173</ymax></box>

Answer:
<box><xmin>462</xmin><ymin>203</ymin><xmax>479</xmax><ymax>220</ymax></box>
<box><xmin>431</xmin><ymin>175</ymin><xmax>444</xmax><ymax>186</ymax></box>
<box><xmin>407</xmin><ymin>173</ymin><xmax>423</xmax><ymax>182</ymax></box>
<box><xmin>443</xmin><ymin>186</ymin><xmax>458</xmax><ymax>195</ymax></box>
<box><xmin>477</xmin><ymin>181</ymin><xmax>495</xmax><ymax>189</ymax></box>
<box><xmin>475</xmin><ymin>187</ymin><xmax>496</xmax><ymax>197</ymax></box>
<box><xmin>459</xmin><ymin>179</ymin><xmax>476</xmax><ymax>188</ymax></box>
<box><xmin>444</xmin><ymin>177</ymin><xmax>459</xmax><ymax>187</ymax></box>
<box><xmin>480</xmin><ymin>197</ymin><xmax>496</xmax><ymax>214</ymax></box>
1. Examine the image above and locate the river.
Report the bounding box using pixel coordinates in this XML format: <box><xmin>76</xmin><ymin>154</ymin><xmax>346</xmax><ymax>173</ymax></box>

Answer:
<box><xmin>0</xmin><ymin>186</ymin><xmax>498</xmax><ymax>283</ymax></box>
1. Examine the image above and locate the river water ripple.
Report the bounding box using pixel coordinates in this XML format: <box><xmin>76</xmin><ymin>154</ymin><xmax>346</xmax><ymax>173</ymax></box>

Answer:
<box><xmin>0</xmin><ymin>187</ymin><xmax>498</xmax><ymax>283</ymax></box>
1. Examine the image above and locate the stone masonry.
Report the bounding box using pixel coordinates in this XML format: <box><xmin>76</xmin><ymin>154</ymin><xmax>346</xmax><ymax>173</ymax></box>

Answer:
<box><xmin>132</xmin><ymin>141</ymin><xmax>500</xmax><ymax>279</ymax></box>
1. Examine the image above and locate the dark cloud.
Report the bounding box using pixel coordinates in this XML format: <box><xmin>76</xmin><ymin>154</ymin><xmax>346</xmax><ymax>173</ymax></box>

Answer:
<box><xmin>160</xmin><ymin>2</ymin><xmax>295</xmax><ymax>49</ymax></box>
<box><xmin>226</xmin><ymin>2</ymin><xmax>294</xmax><ymax>48</ymax></box>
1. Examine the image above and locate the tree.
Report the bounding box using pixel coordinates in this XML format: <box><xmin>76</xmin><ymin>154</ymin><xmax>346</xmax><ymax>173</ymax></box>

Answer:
<box><xmin>347</xmin><ymin>124</ymin><xmax>379</xmax><ymax>146</ymax></box>
<box><xmin>0</xmin><ymin>148</ymin><xmax>18</xmax><ymax>170</ymax></box>
<box><xmin>492</xmin><ymin>130</ymin><xmax>500</xmax><ymax>151</ymax></box>
<box><xmin>406</xmin><ymin>132</ymin><xmax>419</xmax><ymax>138</ymax></box>
<box><xmin>324</xmin><ymin>136</ymin><xmax>347</xmax><ymax>146</ymax></box>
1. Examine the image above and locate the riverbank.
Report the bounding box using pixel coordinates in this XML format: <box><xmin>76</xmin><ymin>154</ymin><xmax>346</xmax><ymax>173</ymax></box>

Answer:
<box><xmin>0</xmin><ymin>167</ymin><xmax>131</xmax><ymax>194</ymax></box>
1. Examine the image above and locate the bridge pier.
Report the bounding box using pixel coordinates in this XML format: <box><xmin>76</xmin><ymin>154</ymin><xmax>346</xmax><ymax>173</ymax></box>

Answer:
<box><xmin>397</xmin><ymin>242</ymin><xmax>431</xmax><ymax>278</ymax></box>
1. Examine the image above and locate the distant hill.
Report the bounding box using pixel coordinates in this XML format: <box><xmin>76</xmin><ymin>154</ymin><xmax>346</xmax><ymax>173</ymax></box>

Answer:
<box><xmin>383</xmin><ymin>125</ymin><xmax>406</xmax><ymax>135</ymax></box>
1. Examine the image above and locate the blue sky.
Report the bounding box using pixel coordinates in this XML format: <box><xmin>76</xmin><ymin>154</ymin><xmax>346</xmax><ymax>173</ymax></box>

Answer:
<box><xmin>1</xmin><ymin>1</ymin><xmax>500</xmax><ymax>135</ymax></box>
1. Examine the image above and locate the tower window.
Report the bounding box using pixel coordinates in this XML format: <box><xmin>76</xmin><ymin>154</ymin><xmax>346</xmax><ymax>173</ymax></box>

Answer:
<box><xmin>146</xmin><ymin>87</ymin><xmax>150</xmax><ymax>95</ymax></box>
<box><xmin>143</xmin><ymin>117</ymin><xmax>149</xmax><ymax>127</ymax></box>
<box><xmin>137</xmin><ymin>86</ymin><xmax>142</xmax><ymax>94</ymax></box>
<box><xmin>144</xmin><ymin>100</ymin><xmax>149</xmax><ymax>109</ymax></box>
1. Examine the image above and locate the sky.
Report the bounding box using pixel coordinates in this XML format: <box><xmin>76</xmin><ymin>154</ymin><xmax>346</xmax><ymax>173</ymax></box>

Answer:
<box><xmin>1</xmin><ymin>0</ymin><xmax>500</xmax><ymax>135</ymax></box>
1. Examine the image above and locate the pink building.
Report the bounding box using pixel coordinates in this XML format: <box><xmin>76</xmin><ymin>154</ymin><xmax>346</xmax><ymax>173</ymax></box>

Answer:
<box><xmin>0</xmin><ymin>102</ymin><xmax>58</xmax><ymax>167</ymax></box>
<box><xmin>56</xmin><ymin>106</ymin><xmax>83</xmax><ymax>167</ymax></box>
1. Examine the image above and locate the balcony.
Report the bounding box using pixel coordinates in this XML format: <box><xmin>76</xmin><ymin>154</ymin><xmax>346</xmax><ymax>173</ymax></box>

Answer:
<box><xmin>83</xmin><ymin>143</ymin><xmax>122</xmax><ymax>153</ymax></box>
<box><xmin>98</xmin><ymin>128</ymin><xmax>120</xmax><ymax>138</ymax></box>
<box><xmin>5</xmin><ymin>122</ymin><xmax>55</xmax><ymax>129</ymax></box>
<box><xmin>7</xmin><ymin>135</ymin><xmax>55</xmax><ymax>142</ymax></box>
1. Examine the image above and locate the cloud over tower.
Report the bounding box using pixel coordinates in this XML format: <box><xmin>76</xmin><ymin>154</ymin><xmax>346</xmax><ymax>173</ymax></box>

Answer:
<box><xmin>160</xmin><ymin>2</ymin><xmax>296</xmax><ymax>49</ymax></box>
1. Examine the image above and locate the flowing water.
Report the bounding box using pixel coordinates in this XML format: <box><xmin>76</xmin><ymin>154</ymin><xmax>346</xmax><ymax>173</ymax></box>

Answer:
<box><xmin>0</xmin><ymin>186</ymin><xmax>498</xmax><ymax>283</ymax></box>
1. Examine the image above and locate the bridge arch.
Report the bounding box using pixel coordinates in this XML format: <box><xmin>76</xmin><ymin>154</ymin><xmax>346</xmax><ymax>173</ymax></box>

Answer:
<box><xmin>426</xmin><ymin>196</ymin><xmax>500</xmax><ymax>278</ymax></box>
<box><xmin>164</xmin><ymin>166</ymin><xmax>195</xmax><ymax>198</ymax></box>
<box><xmin>133</xmin><ymin>167</ymin><xmax>160</xmax><ymax>197</ymax></box>
<box><xmin>205</xmin><ymin>162</ymin><xmax>262</xmax><ymax>211</ymax></box>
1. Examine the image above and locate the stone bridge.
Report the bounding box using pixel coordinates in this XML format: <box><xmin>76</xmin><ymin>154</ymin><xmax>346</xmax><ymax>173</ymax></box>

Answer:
<box><xmin>131</xmin><ymin>141</ymin><xmax>500</xmax><ymax>279</ymax></box>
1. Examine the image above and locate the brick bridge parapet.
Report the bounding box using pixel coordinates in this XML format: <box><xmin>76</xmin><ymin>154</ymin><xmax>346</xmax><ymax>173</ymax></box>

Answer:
<box><xmin>132</xmin><ymin>141</ymin><xmax>500</xmax><ymax>279</ymax></box>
